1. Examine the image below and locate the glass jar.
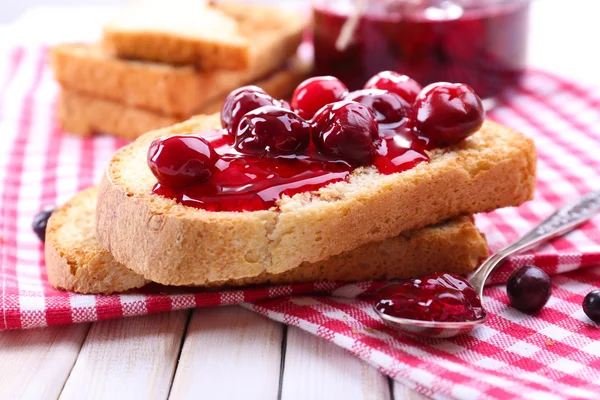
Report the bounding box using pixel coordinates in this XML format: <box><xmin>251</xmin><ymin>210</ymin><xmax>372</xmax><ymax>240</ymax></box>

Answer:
<box><xmin>312</xmin><ymin>0</ymin><xmax>531</xmax><ymax>98</ymax></box>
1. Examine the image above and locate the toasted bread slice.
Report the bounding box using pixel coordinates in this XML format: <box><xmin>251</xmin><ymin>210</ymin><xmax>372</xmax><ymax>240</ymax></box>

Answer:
<box><xmin>102</xmin><ymin>2</ymin><xmax>305</xmax><ymax>69</ymax></box>
<box><xmin>57</xmin><ymin>61</ymin><xmax>308</xmax><ymax>139</ymax></box>
<box><xmin>46</xmin><ymin>186</ymin><xmax>488</xmax><ymax>293</ymax></box>
<box><xmin>46</xmin><ymin>187</ymin><xmax>148</xmax><ymax>294</ymax></box>
<box><xmin>53</xmin><ymin>8</ymin><xmax>304</xmax><ymax>118</ymax></box>
<box><xmin>96</xmin><ymin>115</ymin><xmax>535</xmax><ymax>286</ymax></box>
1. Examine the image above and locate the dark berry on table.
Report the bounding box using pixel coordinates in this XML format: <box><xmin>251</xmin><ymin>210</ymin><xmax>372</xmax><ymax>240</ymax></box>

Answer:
<box><xmin>234</xmin><ymin>106</ymin><xmax>311</xmax><ymax>155</ymax></box>
<box><xmin>583</xmin><ymin>290</ymin><xmax>600</xmax><ymax>323</ymax></box>
<box><xmin>311</xmin><ymin>101</ymin><xmax>379</xmax><ymax>166</ymax></box>
<box><xmin>506</xmin><ymin>265</ymin><xmax>552</xmax><ymax>314</ymax></box>
<box><xmin>344</xmin><ymin>89</ymin><xmax>411</xmax><ymax>134</ymax></box>
<box><xmin>147</xmin><ymin>134</ymin><xmax>219</xmax><ymax>188</ymax></box>
<box><xmin>375</xmin><ymin>273</ymin><xmax>484</xmax><ymax>322</ymax></box>
<box><xmin>364</xmin><ymin>71</ymin><xmax>422</xmax><ymax>104</ymax></box>
<box><xmin>412</xmin><ymin>82</ymin><xmax>485</xmax><ymax>147</ymax></box>
<box><xmin>32</xmin><ymin>207</ymin><xmax>55</xmax><ymax>242</ymax></box>
<box><xmin>291</xmin><ymin>76</ymin><xmax>349</xmax><ymax>120</ymax></box>
<box><xmin>220</xmin><ymin>86</ymin><xmax>279</xmax><ymax>135</ymax></box>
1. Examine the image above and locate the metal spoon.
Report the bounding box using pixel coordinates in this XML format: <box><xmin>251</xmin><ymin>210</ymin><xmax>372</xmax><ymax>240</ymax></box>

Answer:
<box><xmin>375</xmin><ymin>189</ymin><xmax>600</xmax><ymax>338</ymax></box>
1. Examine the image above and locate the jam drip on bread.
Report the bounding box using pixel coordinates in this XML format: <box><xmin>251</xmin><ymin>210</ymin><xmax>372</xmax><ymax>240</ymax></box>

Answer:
<box><xmin>148</xmin><ymin>72</ymin><xmax>484</xmax><ymax>212</ymax></box>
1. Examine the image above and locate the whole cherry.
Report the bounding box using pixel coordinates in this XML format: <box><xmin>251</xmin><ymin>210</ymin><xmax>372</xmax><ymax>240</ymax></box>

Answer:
<box><xmin>506</xmin><ymin>265</ymin><xmax>552</xmax><ymax>314</ymax></box>
<box><xmin>221</xmin><ymin>86</ymin><xmax>280</xmax><ymax>135</ymax></box>
<box><xmin>344</xmin><ymin>89</ymin><xmax>411</xmax><ymax>133</ymax></box>
<box><xmin>583</xmin><ymin>290</ymin><xmax>600</xmax><ymax>323</ymax></box>
<box><xmin>412</xmin><ymin>82</ymin><xmax>485</xmax><ymax>147</ymax></box>
<box><xmin>32</xmin><ymin>207</ymin><xmax>55</xmax><ymax>242</ymax></box>
<box><xmin>291</xmin><ymin>76</ymin><xmax>349</xmax><ymax>120</ymax></box>
<box><xmin>311</xmin><ymin>101</ymin><xmax>379</xmax><ymax>166</ymax></box>
<box><xmin>148</xmin><ymin>134</ymin><xmax>219</xmax><ymax>188</ymax></box>
<box><xmin>364</xmin><ymin>71</ymin><xmax>422</xmax><ymax>104</ymax></box>
<box><xmin>235</xmin><ymin>106</ymin><xmax>311</xmax><ymax>155</ymax></box>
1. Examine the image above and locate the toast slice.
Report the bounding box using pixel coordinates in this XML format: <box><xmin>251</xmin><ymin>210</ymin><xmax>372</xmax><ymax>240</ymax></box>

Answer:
<box><xmin>57</xmin><ymin>61</ymin><xmax>308</xmax><ymax>139</ymax></box>
<box><xmin>53</xmin><ymin>7</ymin><xmax>305</xmax><ymax>118</ymax></box>
<box><xmin>102</xmin><ymin>2</ymin><xmax>305</xmax><ymax>69</ymax></box>
<box><xmin>46</xmin><ymin>187</ymin><xmax>488</xmax><ymax>294</ymax></box>
<box><xmin>96</xmin><ymin>115</ymin><xmax>535</xmax><ymax>286</ymax></box>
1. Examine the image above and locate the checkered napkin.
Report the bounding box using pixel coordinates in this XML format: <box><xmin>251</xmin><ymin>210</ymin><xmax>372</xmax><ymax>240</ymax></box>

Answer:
<box><xmin>1</xmin><ymin>46</ymin><xmax>600</xmax><ymax>399</ymax></box>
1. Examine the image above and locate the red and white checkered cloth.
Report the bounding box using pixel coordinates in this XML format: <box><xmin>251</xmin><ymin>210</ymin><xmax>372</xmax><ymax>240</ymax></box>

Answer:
<box><xmin>1</xmin><ymin>46</ymin><xmax>600</xmax><ymax>399</ymax></box>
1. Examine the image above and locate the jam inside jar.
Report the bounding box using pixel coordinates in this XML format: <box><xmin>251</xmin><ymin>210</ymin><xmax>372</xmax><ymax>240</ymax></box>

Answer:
<box><xmin>313</xmin><ymin>0</ymin><xmax>531</xmax><ymax>99</ymax></box>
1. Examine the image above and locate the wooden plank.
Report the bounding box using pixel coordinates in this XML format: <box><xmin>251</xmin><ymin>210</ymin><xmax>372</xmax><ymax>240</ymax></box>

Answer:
<box><xmin>0</xmin><ymin>323</ymin><xmax>89</xmax><ymax>400</ymax></box>
<box><xmin>60</xmin><ymin>311</ymin><xmax>188</xmax><ymax>400</ymax></box>
<box><xmin>280</xmin><ymin>326</ymin><xmax>391</xmax><ymax>400</ymax></box>
<box><xmin>169</xmin><ymin>306</ymin><xmax>283</xmax><ymax>400</ymax></box>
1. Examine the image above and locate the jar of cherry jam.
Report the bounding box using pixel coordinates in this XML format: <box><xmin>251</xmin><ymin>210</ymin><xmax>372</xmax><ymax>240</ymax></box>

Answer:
<box><xmin>313</xmin><ymin>0</ymin><xmax>531</xmax><ymax>99</ymax></box>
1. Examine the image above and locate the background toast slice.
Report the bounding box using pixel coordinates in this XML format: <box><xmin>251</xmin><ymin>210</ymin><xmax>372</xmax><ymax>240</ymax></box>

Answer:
<box><xmin>46</xmin><ymin>186</ymin><xmax>488</xmax><ymax>293</ymax></box>
<box><xmin>96</xmin><ymin>115</ymin><xmax>535</xmax><ymax>286</ymax></box>
<box><xmin>102</xmin><ymin>2</ymin><xmax>305</xmax><ymax>68</ymax></box>
<box><xmin>58</xmin><ymin>61</ymin><xmax>308</xmax><ymax>139</ymax></box>
<box><xmin>53</xmin><ymin>7</ymin><xmax>305</xmax><ymax>118</ymax></box>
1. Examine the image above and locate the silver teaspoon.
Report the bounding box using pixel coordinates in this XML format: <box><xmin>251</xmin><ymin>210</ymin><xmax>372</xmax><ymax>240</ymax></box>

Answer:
<box><xmin>375</xmin><ymin>189</ymin><xmax>600</xmax><ymax>339</ymax></box>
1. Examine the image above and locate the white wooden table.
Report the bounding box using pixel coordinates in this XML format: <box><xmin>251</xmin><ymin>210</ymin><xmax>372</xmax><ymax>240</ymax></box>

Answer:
<box><xmin>1</xmin><ymin>1</ymin><xmax>599</xmax><ymax>399</ymax></box>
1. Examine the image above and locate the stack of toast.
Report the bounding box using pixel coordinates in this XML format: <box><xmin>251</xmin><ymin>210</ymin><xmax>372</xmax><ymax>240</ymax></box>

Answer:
<box><xmin>51</xmin><ymin>1</ymin><xmax>308</xmax><ymax>139</ymax></box>
<box><xmin>45</xmin><ymin>114</ymin><xmax>536</xmax><ymax>294</ymax></box>
<box><xmin>45</xmin><ymin>1</ymin><xmax>537</xmax><ymax>295</ymax></box>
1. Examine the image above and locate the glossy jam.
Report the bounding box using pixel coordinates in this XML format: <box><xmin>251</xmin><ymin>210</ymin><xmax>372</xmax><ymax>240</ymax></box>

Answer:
<box><xmin>313</xmin><ymin>0</ymin><xmax>530</xmax><ymax>98</ymax></box>
<box><xmin>375</xmin><ymin>273</ymin><xmax>485</xmax><ymax>322</ymax></box>
<box><xmin>153</xmin><ymin>129</ymin><xmax>429</xmax><ymax>212</ymax></box>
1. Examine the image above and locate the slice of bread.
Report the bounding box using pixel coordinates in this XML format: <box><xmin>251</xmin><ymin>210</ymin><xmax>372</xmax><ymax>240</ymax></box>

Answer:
<box><xmin>102</xmin><ymin>2</ymin><xmax>305</xmax><ymax>69</ymax></box>
<box><xmin>96</xmin><ymin>115</ymin><xmax>535</xmax><ymax>286</ymax></box>
<box><xmin>46</xmin><ymin>187</ymin><xmax>148</xmax><ymax>294</ymax></box>
<box><xmin>53</xmin><ymin>6</ymin><xmax>305</xmax><ymax>118</ymax></box>
<box><xmin>46</xmin><ymin>186</ymin><xmax>488</xmax><ymax>294</ymax></box>
<box><xmin>58</xmin><ymin>61</ymin><xmax>308</xmax><ymax>139</ymax></box>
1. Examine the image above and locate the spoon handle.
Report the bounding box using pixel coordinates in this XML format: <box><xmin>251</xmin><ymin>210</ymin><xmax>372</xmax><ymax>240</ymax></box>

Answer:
<box><xmin>469</xmin><ymin>189</ymin><xmax>600</xmax><ymax>295</ymax></box>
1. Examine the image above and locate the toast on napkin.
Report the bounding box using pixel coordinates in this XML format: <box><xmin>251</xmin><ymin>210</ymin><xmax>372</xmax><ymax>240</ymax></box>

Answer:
<box><xmin>102</xmin><ymin>1</ymin><xmax>305</xmax><ymax>69</ymax></box>
<box><xmin>96</xmin><ymin>115</ymin><xmax>535</xmax><ymax>286</ymax></box>
<box><xmin>57</xmin><ymin>61</ymin><xmax>308</xmax><ymax>139</ymax></box>
<box><xmin>46</xmin><ymin>187</ymin><xmax>488</xmax><ymax>294</ymax></box>
<box><xmin>53</xmin><ymin>7</ymin><xmax>305</xmax><ymax>117</ymax></box>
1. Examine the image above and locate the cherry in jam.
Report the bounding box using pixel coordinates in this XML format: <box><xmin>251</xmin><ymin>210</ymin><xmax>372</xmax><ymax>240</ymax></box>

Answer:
<box><xmin>235</xmin><ymin>105</ymin><xmax>311</xmax><ymax>156</ymax></box>
<box><xmin>364</xmin><ymin>71</ymin><xmax>422</xmax><ymax>104</ymax></box>
<box><xmin>291</xmin><ymin>76</ymin><xmax>349</xmax><ymax>120</ymax></box>
<box><xmin>344</xmin><ymin>89</ymin><xmax>411</xmax><ymax>134</ymax></box>
<box><xmin>312</xmin><ymin>101</ymin><xmax>380</xmax><ymax>166</ymax></box>
<box><xmin>221</xmin><ymin>86</ymin><xmax>281</xmax><ymax>135</ymax></box>
<box><xmin>375</xmin><ymin>273</ymin><xmax>485</xmax><ymax>323</ymax></box>
<box><xmin>413</xmin><ymin>82</ymin><xmax>485</xmax><ymax>147</ymax></box>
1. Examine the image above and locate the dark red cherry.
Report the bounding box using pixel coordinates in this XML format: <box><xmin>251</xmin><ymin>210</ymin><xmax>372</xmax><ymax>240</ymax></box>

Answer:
<box><xmin>583</xmin><ymin>290</ymin><xmax>600</xmax><ymax>323</ymax></box>
<box><xmin>364</xmin><ymin>71</ymin><xmax>422</xmax><ymax>104</ymax></box>
<box><xmin>375</xmin><ymin>273</ymin><xmax>484</xmax><ymax>322</ymax></box>
<box><xmin>291</xmin><ymin>76</ymin><xmax>349</xmax><ymax>120</ymax></box>
<box><xmin>344</xmin><ymin>89</ymin><xmax>411</xmax><ymax>133</ymax></box>
<box><xmin>221</xmin><ymin>86</ymin><xmax>279</xmax><ymax>135</ymax></box>
<box><xmin>507</xmin><ymin>266</ymin><xmax>552</xmax><ymax>314</ymax></box>
<box><xmin>148</xmin><ymin>134</ymin><xmax>219</xmax><ymax>188</ymax></box>
<box><xmin>235</xmin><ymin>106</ymin><xmax>311</xmax><ymax>155</ymax></box>
<box><xmin>312</xmin><ymin>101</ymin><xmax>379</xmax><ymax>166</ymax></box>
<box><xmin>412</xmin><ymin>82</ymin><xmax>485</xmax><ymax>147</ymax></box>
<box><xmin>32</xmin><ymin>207</ymin><xmax>55</xmax><ymax>242</ymax></box>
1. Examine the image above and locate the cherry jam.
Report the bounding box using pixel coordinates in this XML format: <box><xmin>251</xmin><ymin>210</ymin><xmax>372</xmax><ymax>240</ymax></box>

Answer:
<box><xmin>152</xmin><ymin>128</ymin><xmax>429</xmax><ymax>212</ymax></box>
<box><xmin>375</xmin><ymin>273</ymin><xmax>485</xmax><ymax>322</ymax></box>
<box><xmin>313</xmin><ymin>0</ymin><xmax>530</xmax><ymax>98</ymax></box>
